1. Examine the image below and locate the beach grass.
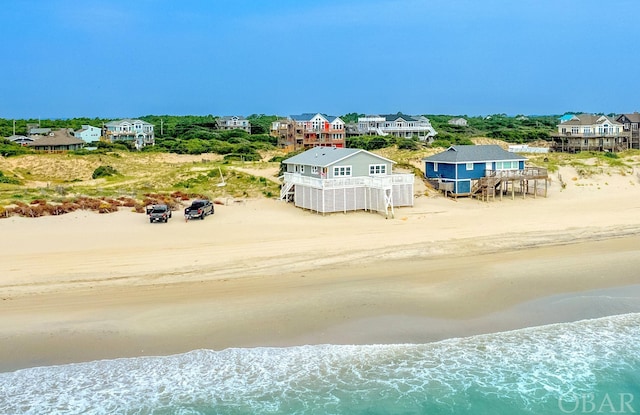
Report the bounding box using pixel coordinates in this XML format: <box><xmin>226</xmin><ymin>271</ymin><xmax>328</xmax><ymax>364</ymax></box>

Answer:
<box><xmin>0</xmin><ymin>152</ymin><xmax>282</xmax><ymax>209</ymax></box>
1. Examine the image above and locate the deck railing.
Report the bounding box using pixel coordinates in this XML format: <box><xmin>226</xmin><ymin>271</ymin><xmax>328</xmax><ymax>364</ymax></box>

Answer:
<box><xmin>283</xmin><ymin>172</ymin><xmax>414</xmax><ymax>190</ymax></box>
<box><xmin>485</xmin><ymin>167</ymin><xmax>548</xmax><ymax>179</ymax></box>
<box><xmin>554</xmin><ymin>131</ymin><xmax>629</xmax><ymax>138</ymax></box>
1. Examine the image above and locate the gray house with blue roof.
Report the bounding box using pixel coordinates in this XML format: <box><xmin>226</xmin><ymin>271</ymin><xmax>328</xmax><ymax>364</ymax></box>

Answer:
<box><xmin>281</xmin><ymin>147</ymin><xmax>414</xmax><ymax>217</ymax></box>
<box><xmin>423</xmin><ymin>145</ymin><xmax>548</xmax><ymax>198</ymax></box>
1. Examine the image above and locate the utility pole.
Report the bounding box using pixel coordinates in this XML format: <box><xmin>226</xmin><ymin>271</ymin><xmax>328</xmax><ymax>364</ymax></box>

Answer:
<box><xmin>161</xmin><ymin>119</ymin><xmax>163</xmax><ymax>136</ymax></box>
<box><xmin>13</xmin><ymin>119</ymin><xmax>16</xmax><ymax>135</ymax></box>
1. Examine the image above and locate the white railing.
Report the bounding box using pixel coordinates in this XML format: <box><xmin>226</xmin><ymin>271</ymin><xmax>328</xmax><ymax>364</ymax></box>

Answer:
<box><xmin>283</xmin><ymin>172</ymin><xmax>413</xmax><ymax>190</ymax></box>
<box><xmin>361</xmin><ymin>126</ymin><xmax>433</xmax><ymax>133</ymax></box>
<box><xmin>556</xmin><ymin>131</ymin><xmax>628</xmax><ymax>138</ymax></box>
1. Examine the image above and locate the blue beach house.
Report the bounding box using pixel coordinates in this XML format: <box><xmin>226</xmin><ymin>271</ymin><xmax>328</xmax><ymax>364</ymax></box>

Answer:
<box><xmin>423</xmin><ymin>145</ymin><xmax>529</xmax><ymax>197</ymax></box>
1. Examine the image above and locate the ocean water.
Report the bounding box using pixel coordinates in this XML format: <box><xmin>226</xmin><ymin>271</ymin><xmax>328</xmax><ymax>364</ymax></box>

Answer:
<box><xmin>1</xmin><ymin>313</ymin><xmax>639</xmax><ymax>415</ymax></box>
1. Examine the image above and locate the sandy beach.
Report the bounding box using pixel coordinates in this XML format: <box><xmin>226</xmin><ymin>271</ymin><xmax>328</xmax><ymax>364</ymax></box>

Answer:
<box><xmin>2</xmin><ymin>165</ymin><xmax>640</xmax><ymax>372</ymax></box>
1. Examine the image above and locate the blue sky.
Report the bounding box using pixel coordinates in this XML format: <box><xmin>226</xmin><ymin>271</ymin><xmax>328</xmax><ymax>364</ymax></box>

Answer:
<box><xmin>2</xmin><ymin>0</ymin><xmax>639</xmax><ymax>119</ymax></box>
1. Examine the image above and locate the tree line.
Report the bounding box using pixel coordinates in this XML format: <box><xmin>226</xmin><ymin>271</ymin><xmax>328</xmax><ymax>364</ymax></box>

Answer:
<box><xmin>0</xmin><ymin>113</ymin><xmax>562</xmax><ymax>157</ymax></box>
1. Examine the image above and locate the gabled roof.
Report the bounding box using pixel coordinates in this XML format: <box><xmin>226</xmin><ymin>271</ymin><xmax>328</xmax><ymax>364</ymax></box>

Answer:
<box><xmin>561</xmin><ymin>114</ymin><xmax>621</xmax><ymax>126</ymax></box>
<box><xmin>8</xmin><ymin>135</ymin><xmax>33</xmax><ymax>143</ymax></box>
<box><xmin>423</xmin><ymin>145</ymin><xmax>527</xmax><ymax>163</ymax></box>
<box><xmin>28</xmin><ymin>133</ymin><xmax>84</xmax><ymax>147</ymax></box>
<box><xmin>283</xmin><ymin>147</ymin><xmax>395</xmax><ymax>167</ymax></box>
<box><xmin>29</xmin><ymin>128</ymin><xmax>51</xmax><ymax>135</ymax></box>
<box><xmin>617</xmin><ymin>113</ymin><xmax>640</xmax><ymax>123</ymax></box>
<box><xmin>290</xmin><ymin>113</ymin><xmax>321</xmax><ymax>122</ymax></box>
<box><xmin>382</xmin><ymin>113</ymin><xmax>418</xmax><ymax>122</ymax></box>
<box><xmin>289</xmin><ymin>113</ymin><xmax>342</xmax><ymax>123</ymax></box>
<box><xmin>105</xmin><ymin>119</ymin><xmax>153</xmax><ymax>127</ymax></box>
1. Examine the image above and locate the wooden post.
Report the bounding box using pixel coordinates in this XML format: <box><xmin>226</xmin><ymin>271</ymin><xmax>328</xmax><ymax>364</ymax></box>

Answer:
<box><xmin>545</xmin><ymin>178</ymin><xmax>548</xmax><ymax>198</ymax></box>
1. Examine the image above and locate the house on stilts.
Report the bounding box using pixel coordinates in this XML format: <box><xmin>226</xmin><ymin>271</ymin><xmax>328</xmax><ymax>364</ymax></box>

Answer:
<box><xmin>280</xmin><ymin>147</ymin><xmax>414</xmax><ymax>217</ymax></box>
<box><xmin>423</xmin><ymin>145</ymin><xmax>549</xmax><ymax>200</ymax></box>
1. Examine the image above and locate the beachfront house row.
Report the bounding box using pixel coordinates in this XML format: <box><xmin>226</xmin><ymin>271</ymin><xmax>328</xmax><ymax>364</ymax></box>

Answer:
<box><xmin>271</xmin><ymin>113</ymin><xmax>345</xmax><ymax>151</ymax></box>
<box><xmin>217</xmin><ymin>116</ymin><xmax>251</xmax><ymax>133</ymax></box>
<box><xmin>104</xmin><ymin>119</ymin><xmax>155</xmax><ymax>149</ymax></box>
<box><xmin>423</xmin><ymin>145</ymin><xmax>547</xmax><ymax>198</ymax></box>
<box><xmin>74</xmin><ymin>125</ymin><xmax>102</xmax><ymax>143</ymax></box>
<box><xmin>550</xmin><ymin>114</ymin><xmax>627</xmax><ymax>152</ymax></box>
<box><xmin>356</xmin><ymin>113</ymin><xmax>437</xmax><ymax>142</ymax></box>
<box><xmin>281</xmin><ymin>147</ymin><xmax>414</xmax><ymax>217</ymax></box>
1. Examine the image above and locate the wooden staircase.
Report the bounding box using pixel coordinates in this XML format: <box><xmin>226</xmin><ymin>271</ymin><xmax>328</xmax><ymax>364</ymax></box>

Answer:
<box><xmin>472</xmin><ymin>177</ymin><xmax>501</xmax><ymax>201</ymax></box>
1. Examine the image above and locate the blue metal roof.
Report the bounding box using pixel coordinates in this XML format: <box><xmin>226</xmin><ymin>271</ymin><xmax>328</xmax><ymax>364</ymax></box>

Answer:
<box><xmin>423</xmin><ymin>145</ymin><xmax>527</xmax><ymax>163</ymax></box>
<box><xmin>289</xmin><ymin>113</ymin><xmax>317</xmax><ymax>121</ymax></box>
<box><xmin>289</xmin><ymin>113</ymin><xmax>341</xmax><ymax>123</ymax></box>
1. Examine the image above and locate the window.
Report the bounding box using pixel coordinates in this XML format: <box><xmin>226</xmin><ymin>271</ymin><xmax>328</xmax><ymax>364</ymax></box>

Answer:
<box><xmin>495</xmin><ymin>161</ymin><xmax>518</xmax><ymax>170</ymax></box>
<box><xmin>311</xmin><ymin>166</ymin><xmax>318</xmax><ymax>174</ymax></box>
<box><xmin>369</xmin><ymin>164</ymin><xmax>386</xmax><ymax>175</ymax></box>
<box><xmin>433</xmin><ymin>162</ymin><xmax>438</xmax><ymax>172</ymax></box>
<box><xmin>466</xmin><ymin>163</ymin><xmax>474</xmax><ymax>171</ymax></box>
<box><xmin>300</xmin><ymin>165</ymin><xmax>305</xmax><ymax>173</ymax></box>
<box><xmin>333</xmin><ymin>166</ymin><xmax>352</xmax><ymax>177</ymax></box>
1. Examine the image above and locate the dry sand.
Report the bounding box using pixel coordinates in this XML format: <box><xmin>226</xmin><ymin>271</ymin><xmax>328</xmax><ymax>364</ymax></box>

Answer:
<box><xmin>2</xmin><ymin>165</ymin><xmax>640</xmax><ymax>372</ymax></box>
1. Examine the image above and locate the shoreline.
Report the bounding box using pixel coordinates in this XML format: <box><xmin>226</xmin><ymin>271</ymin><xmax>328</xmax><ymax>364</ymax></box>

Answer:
<box><xmin>3</xmin><ymin>283</ymin><xmax>640</xmax><ymax>373</ymax></box>
<box><xmin>2</xmin><ymin>229</ymin><xmax>640</xmax><ymax>373</ymax></box>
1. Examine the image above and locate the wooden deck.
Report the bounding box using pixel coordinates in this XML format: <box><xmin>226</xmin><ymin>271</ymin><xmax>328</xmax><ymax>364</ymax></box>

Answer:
<box><xmin>472</xmin><ymin>167</ymin><xmax>549</xmax><ymax>201</ymax></box>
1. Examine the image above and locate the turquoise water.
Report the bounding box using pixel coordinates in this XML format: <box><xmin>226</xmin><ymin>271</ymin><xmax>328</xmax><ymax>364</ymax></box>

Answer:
<box><xmin>1</xmin><ymin>313</ymin><xmax>639</xmax><ymax>414</ymax></box>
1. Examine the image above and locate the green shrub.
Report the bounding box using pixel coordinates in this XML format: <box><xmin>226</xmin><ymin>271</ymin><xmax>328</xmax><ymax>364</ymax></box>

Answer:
<box><xmin>431</xmin><ymin>139</ymin><xmax>451</xmax><ymax>148</ymax></box>
<box><xmin>0</xmin><ymin>138</ymin><xmax>31</xmax><ymax>157</ymax></box>
<box><xmin>0</xmin><ymin>170</ymin><xmax>20</xmax><ymax>184</ymax></box>
<box><xmin>397</xmin><ymin>139</ymin><xmax>419</xmax><ymax>150</ymax></box>
<box><xmin>92</xmin><ymin>165</ymin><xmax>119</xmax><ymax>179</ymax></box>
<box><xmin>223</xmin><ymin>152</ymin><xmax>261</xmax><ymax>161</ymax></box>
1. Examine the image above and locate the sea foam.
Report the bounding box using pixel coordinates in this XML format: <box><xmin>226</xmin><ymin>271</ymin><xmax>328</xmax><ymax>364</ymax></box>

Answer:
<box><xmin>1</xmin><ymin>313</ymin><xmax>639</xmax><ymax>414</ymax></box>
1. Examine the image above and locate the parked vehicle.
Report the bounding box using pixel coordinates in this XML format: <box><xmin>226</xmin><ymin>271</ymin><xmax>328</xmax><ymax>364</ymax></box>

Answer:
<box><xmin>184</xmin><ymin>199</ymin><xmax>214</xmax><ymax>220</ymax></box>
<box><xmin>146</xmin><ymin>204</ymin><xmax>172</xmax><ymax>223</ymax></box>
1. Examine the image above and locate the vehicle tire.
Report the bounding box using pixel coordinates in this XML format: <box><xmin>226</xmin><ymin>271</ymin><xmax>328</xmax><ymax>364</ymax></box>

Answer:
<box><xmin>201</xmin><ymin>213</ymin><xmax>205</xmax><ymax>220</ymax></box>
<box><xmin>150</xmin><ymin>218</ymin><xmax>153</xmax><ymax>223</ymax></box>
